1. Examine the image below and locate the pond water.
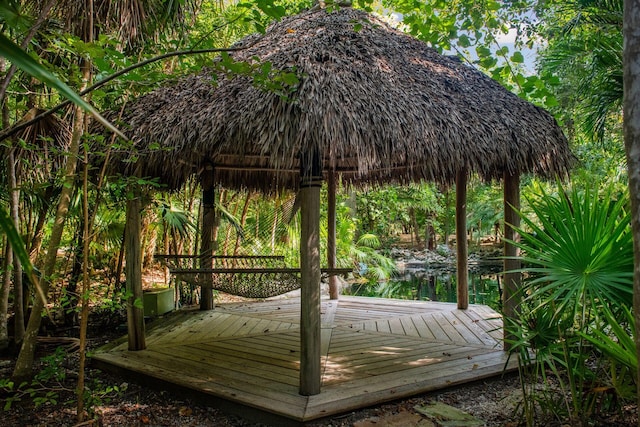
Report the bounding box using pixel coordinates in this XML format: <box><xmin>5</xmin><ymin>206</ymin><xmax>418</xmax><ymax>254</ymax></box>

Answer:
<box><xmin>346</xmin><ymin>257</ymin><xmax>504</xmax><ymax>311</ymax></box>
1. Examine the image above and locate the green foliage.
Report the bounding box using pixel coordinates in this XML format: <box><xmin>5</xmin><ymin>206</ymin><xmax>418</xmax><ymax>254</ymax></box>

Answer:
<box><xmin>1</xmin><ymin>347</ymin><xmax>68</xmax><ymax>410</ymax></box>
<box><xmin>355</xmin><ymin>184</ymin><xmax>441</xmax><ymax>241</ymax></box>
<box><xmin>506</xmin><ymin>182</ymin><xmax>635</xmax><ymax>425</ymax></box>
<box><xmin>466</xmin><ymin>181</ymin><xmax>503</xmax><ymax>245</ymax></box>
<box><xmin>1</xmin><ymin>354</ymin><xmax>126</xmax><ymax>419</ymax></box>
<box><xmin>158</xmin><ymin>202</ymin><xmax>196</xmax><ymax>240</ymax></box>
<box><xmin>578</xmin><ymin>305</ymin><xmax>637</xmax><ymax>401</ymax></box>
<box><xmin>580</xmin><ymin>305</ymin><xmax>637</xmax><ymax>375</ymax></box>
<box><xmin>512</xmin><ymin>182</ymin><xmax>633</xmax><ymax>318</ymax></box>
<box><xmin>216</xmin><ymin>52</ymin><xmax>301</xmax><ymax>100</ymax></box>
<box><xmin>0</xmin><ymin>206</ymin><xmax>34</xmax><ymax>279</ymax></box>
<box><xmin>81</xmin><ymin>375</ymin><xmax>127</xmax><ymax>418</ymax></box>
<box><xmin>384</xmin><ymin>0</ymin><xmax>558</xmax><ymax>107</ymax></box>
<box><xmin>0</xmin><ymin>34</ymin><xmax>125</xmax><ymax>138</ymax></box>
<box><xmin>535</xmin><ymin>0</ymin><xmax>623</xmax><ymax>142</ymax></box>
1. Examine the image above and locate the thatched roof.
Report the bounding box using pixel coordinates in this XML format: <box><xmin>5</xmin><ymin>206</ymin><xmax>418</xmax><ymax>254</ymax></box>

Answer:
<box><xmin>4</xmin><ymin>108</ymin><xmax>71</xmax><ymax>185</ymax></box>
<box><xmin>111</xmin><ymin>6</ymin><xmax>572</xmax><ymax>191</ymax></box>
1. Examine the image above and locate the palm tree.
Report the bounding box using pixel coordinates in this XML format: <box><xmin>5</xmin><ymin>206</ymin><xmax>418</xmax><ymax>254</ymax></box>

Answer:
<box><xmin>10</xmin><ymin>0</ymin><xmax>200</xmax><ymax>386</ymax></box>
<box><xmin>537</xmin><ymin>0</ymin><xmax>623</xmax><ymax>143</ymax></box>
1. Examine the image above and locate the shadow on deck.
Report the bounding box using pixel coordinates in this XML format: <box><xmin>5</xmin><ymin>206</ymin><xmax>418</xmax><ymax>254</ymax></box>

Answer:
<box><xmin>92</xmin><ymin>296</ymin><xmax>517</xmax><ymax>425</ymax></box>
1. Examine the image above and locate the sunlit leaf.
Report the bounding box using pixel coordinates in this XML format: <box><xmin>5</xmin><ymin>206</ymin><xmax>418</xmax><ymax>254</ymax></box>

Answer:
<box><xmin>0</xmin><ymin>34</ymin><xmax>127</xmax><ymax>140</ymax></box>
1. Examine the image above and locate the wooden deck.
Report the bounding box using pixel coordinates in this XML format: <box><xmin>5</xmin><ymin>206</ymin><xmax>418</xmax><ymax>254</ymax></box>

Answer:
<box><xmin>92</xmin><ymin>296</ymin><xmax>517</xmax><ymax>424</ymax></box>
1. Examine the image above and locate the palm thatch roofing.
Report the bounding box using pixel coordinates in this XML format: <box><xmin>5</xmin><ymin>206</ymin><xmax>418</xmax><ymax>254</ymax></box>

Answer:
<box><xmin>110</xmin><ymin>6</ymin><xmax>572</xmax><ymax>191</ymax></box>
<box><xmin>3</xmin><ymin>108</ymin><xmax>71</xmax><ymax>185</ymax></box>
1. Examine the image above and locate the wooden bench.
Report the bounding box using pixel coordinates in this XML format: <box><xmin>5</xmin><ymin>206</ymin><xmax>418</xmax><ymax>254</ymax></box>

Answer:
<box><xmin>155</xmin><ymin>254</ymin><xmax>352</xmax><ymax>298</ymax></box>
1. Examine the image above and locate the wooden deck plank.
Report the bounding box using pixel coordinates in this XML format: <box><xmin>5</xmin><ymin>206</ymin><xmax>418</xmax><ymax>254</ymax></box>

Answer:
<box><xmin>150</xmin><ymin>345</ymin><xmax>302</xmax><ymax>394</ymax></box>
<box><xmin>194</xmin><ymin>342</ymin><xmax>301</xmax><ymax>373</ymax></box>
<box><xmin>155</xmin><ymin>312</ymin><xmax>224</xmax><ymax>345</ymax></box>
<box><xmin>92</xmin><ymin>351</ymin><xmax>307</xmax><ymax>419</ymax></box>
<box><xmin>144</xmin><ymin>312</ymin><xmax>212</xmax><ymax>345</ymax></box>
<box><xmin>450</xmin><ymin>309</ymin><xmax>500</xmax><ymax>347</ymax></box>
<box><xmin>459</xmin><ymin>307</ymin><xmax>504</xmax><ymax>344</ymax></box>
<box><xmin>309</xmin><ymin>349</ymin><xmax>514</xmax><ymax>406</ymax></box>
<box><xmin>204</xmin><ymin>339</ymin><xmax>301</xmax><ymax>366</ymax></box>
<box><xmin>323</xmin><ymin>346</ymin><xmax>472</xmax><ymax>379</ymax></box>
<box><xmin>421</xmin><ymin>313</ymin><xmax>451</xmax><ymax>342</ymax></box>
<box><xmin>151</xmin><ymin>344</ymin><xmax>302</xmax><ymax>388</ymax></box>
<box><xmin>431</xmin><ymin>312</ymin><xmax>466</xmax><ymax>342</ymax></box>
<box><xmin>375</xmin><ymin>319</ymin><xmax>392</xmax><ymax>333</ymax></box>
<box><xmin>399</xmin><ymin>316</ymin><xmax>420</xmax><ymax>337</ymax></box>
<box><xmin>305</xmin><ymin>352</ymin><xmax>516</xmax><ymax>420</ymax></box>
<box><xmin>93</xmin><ymin>297</ymin><xmax>512</xmax><ymax>424</ymax></box>
<box><xmin>410</xmin><ymin>314</ymin><xmax>436</xmax><ymax>340</ymax></box>
<box><xmin>388</xmin><ymin>317</ymin><xmax>406</xmax><ymax>335</ymax></box>
<box><xmin>325</xmin><ymin>338</ymin><xmax>484</xmax><ymax>371</ymax></box>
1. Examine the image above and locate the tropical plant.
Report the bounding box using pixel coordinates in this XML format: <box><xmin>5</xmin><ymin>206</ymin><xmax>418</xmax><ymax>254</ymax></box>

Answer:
<box><xmin>580</xmin><ymin>304</ymin><xmax>637</xmax><ymax>401</ymax></box>
<box><xmin>506</xmin><ymin>182</ymin><xmax>634</xmax><ymax>425</ymax></box>
<box><xmin>513</xmin><ymin>182</ymin><xmax>633</xmax><ymax>318</ymax></box>
<box><xmin>536</xmin><ymin>0</ymin><xmax>623</xmax><ymax>143</ymax></box>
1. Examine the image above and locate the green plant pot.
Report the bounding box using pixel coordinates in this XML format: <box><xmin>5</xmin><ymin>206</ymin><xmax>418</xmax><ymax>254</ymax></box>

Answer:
<box><xmin>143</xmin><ymin>286</ymin><xmax>174</xmax><ymax>317</ymax></box>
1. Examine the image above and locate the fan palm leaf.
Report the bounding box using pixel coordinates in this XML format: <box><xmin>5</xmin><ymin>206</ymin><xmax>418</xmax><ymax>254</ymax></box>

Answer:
<box><xmin>508</xmin><ymin>183</ymin><xmax>633</xmax><ymax>319</ymax></box>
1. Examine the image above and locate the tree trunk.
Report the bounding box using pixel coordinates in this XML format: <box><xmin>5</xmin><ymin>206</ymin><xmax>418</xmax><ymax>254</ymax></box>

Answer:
<box><xmin>1</xmin><ymin>80</ymin><xmax>13</xmax><ymax>350</ymax></box>
<box><xmin>0</xmin><ymin>245</ymin><xmax>12</xmax><ymax>351</ymax></box>
<box><xmin>28</xmin><ymin>185</ymin><xmax>54</xmax><ymax>262</ymax></box>
<box><xmin>141</xmin><ymin>208</ymin><xmax>157</xmax><ymax>269</ymax></box>
<box><xmin>76</xmin><ymin>147</ymin><xmax>91</xmax><ymax>422</ymax></box>
<box><xmin>443</xmin><ymin>189</ymin><xmax>452</xmax><ymax>247</ymax></box>
<box><xmin>8</xmin><ymin>149</ymin><xmax>24</xmax><ymax>344</ymax></box>
<box><xmin>12</xmin><ymin>66</ymin><xmax>86</xmax><ymax>382</ymax></box>
<box><xmin>108</xmin><ymin>229</ymin><xmax>126</xmax><ymax>298</ymax></box>
<box><xmin>271</xmin><ymin>195</ymin><xmax>281</xmax><ymax>252</ymax></box>
<box><xmin>409</xmin><ymin>207</ymin><xmax>422</xmax><ymax>248</ymax></box>
<box><xmin>65</xmin><ymin>220</ymin><xmax>84</xmax><ymax>326</ymax></box>
<box><xmin>622</xmin><ymin>2</ymin><xmax>640</xmax><ymax>422</ymax></box>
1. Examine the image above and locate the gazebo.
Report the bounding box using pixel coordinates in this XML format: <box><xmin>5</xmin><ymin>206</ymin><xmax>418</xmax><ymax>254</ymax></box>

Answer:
<box><xmin>109</xmin><ymin>5</ymin><xmax>573</xmax><ymax>399</ymax></box>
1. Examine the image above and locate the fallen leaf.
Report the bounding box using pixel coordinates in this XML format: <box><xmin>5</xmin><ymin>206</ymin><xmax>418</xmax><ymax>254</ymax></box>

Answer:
<box><xmin>139</xmin><ymin>415</ymin><xmax>150</xmax><ymax>424</ymax></box>
<box><xmin>179</xmin><ymin>406</ymin><xmax>193</xmax><ymax>416</ymax></box>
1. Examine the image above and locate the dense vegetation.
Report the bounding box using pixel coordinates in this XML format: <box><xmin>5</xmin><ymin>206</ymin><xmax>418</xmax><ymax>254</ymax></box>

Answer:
<box><xmin>0</xmin><ymin>0</ymin><xmax>637</xmax><ymax>425</ymax></box>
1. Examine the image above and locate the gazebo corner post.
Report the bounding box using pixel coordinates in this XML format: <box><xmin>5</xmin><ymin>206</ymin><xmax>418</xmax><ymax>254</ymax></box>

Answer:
<box><xmin>456</xmin><ymin>168</ymin><xmax>469</xmax><ymax>310</ymax></box>
<box><xmin>125</xmin><ymin>191</ymin><xmax>146</xmax><ymax>351</ymax></box>
<box><xmin>327</xmin><ymin>170</ymin><xmax>338</xmax><ymax>300</ymax></box>
<box><xmin>503</xmin><ymin>170</ymin><xmax>521</xmax><ymax>351</ymax></box>
<box><xmin>299</xmin><ymin>150</ymin><xmax>323</xmax><ymax>396</ymax></box>
<box><xmin>200</xmin><ymin>166</ymin><xmax>216</xmax><ymax>311</ymax></box>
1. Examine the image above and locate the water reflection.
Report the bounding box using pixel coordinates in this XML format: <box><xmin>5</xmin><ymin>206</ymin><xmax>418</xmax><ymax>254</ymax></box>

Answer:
<box><xmin>348</xmin><ymin>259</ymin><xmax>503</xmax><ymax>311</ymax></box>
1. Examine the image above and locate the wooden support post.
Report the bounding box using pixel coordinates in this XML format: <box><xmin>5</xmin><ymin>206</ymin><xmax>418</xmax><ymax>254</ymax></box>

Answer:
<box><xmin>299</xmin><ymin>151</ymin><xmax>322</xmax><ymax>396</ymax></box>
<box><xmin>503</xmin><ymin>171</ymin><xmax>521</xmax><ymax>350</ymax></box>
<box><xmin>200</xmin><ymin>168</ymin><xmax>215</xmax><ymax>310</ymax></box>
<box><xmin>327</xmin><ymin>170</ymin><xmax>338</xmax><ymax>300</ymax></box>
<box><xmin>125</xmin><ymin>194</ymin><xmax>145</xmax><ymax>351</ymax></box>
<box><xmin>456</xmin><ymin>169</ymin><xmax>469</xmax><ymax>310</ymax></box>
